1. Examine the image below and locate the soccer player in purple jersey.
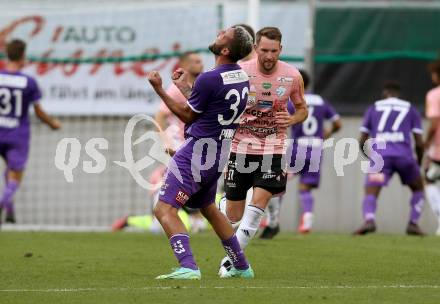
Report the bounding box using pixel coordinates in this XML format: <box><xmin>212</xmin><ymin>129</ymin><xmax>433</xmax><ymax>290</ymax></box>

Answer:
<box><xmin>0</xmin><ymin>39</ymin><xmax>61</xmax><ymax>225</ymax></box>
<box><xmin>354</xmin><ymin>81</ymin><xmax>425</xmax><ymax>236</ymax></box>
<box><xmin>261</xmin><ymin>69</ymin><xmax>341</xmax><ymax>238</ymax></box>
<box><xmin>147</xmin><ymin>26</ymin><xmax>254</xmax><ymax>279</ymax></box>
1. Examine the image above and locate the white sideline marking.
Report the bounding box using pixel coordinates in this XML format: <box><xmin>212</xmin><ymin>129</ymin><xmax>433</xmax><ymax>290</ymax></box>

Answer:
<box><xmin>1</xmin><ymin>285</ymin><xmax>440</xmax><ymax>293</ymax></box>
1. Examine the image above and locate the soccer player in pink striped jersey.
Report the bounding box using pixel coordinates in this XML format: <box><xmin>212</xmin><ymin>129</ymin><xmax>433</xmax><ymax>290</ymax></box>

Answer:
<box><xmin>218</xmin><ymin>27</ymin><xmax>308</xmax><ymax>273</ymax></box>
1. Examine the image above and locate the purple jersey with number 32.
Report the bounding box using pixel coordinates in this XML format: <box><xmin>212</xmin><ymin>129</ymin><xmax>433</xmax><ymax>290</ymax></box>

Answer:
<box><xmin>185</xmin><ymin>63</ymin><xmax>249</xmax><ymax>141</ymax></box>
<box><xmin>158</xmin><ymin>63</ymin><xmax>249</xmax><ymax>210</ymax></box>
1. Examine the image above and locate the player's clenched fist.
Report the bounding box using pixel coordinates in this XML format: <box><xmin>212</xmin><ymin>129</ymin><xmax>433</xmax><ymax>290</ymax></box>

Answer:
<box><xmin>147</xmin><ymin>71</ymin><xmax>163</xmax><ymax>88</ymax></box>
<box><xmin>172</xmin><ymin>68</ymin><xmax>189</xmax><ymax>88</ymax></box>
<box><xmin>172</xmin><ymin>68</ymin><xmax>192</xmax><ymax>98</ymax></box>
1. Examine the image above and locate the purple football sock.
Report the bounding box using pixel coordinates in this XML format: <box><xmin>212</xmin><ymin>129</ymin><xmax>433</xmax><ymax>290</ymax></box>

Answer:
<box><xmin>222</xmin><ymin>234</ymin><xmax>249</xmax><ymax>270</ymax></box>
<box><xmin>299</xmin><ymin>190</ymin><xmax>313</xmax><ymax>213</ymax></box>
<box><xmin>1</xmin><ymin>180</ymin><xmax>19</xmax><ymax>215</ymax></box>
<box><xmin>363</xmin><ymin>194</ymin><xmax>377</xmax><ymax>222</ymax></box>
<box><xmin>169</xmin><ymin>234</ymin><xmax>198</xmax><ymax>270</ymax></box>
<box><xmin>410</xmin><ymin>191</ymin><xmax>424</xmax><ymax>224</ymax></box>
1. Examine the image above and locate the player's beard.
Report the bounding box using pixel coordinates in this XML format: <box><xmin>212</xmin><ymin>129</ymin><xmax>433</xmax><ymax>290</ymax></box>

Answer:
<box><xmin>208</xmin><ymin>42</ymin><xmax>224</xmax><ymax>56</ymax></box>
<box><xmin>263</xmin><ymin>60</ymin><xmax>275</xmax><ymax>71</ymax></box>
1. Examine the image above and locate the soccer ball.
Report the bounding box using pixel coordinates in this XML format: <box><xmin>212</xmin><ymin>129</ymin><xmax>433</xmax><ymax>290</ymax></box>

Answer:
<box><xmin>218</xmin><ymin>256</ymin><xmax>233</xmax><ymax>277</ymax></box>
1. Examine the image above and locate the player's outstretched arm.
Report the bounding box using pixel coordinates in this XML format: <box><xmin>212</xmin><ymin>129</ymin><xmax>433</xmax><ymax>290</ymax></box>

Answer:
<box><xmin>147</xmin><ymin>71</ymin><xmax>198</xmax><ymax>124</ymax></box>
<box><xmin>33</xmin><ymin>103</ymin><xmax>61</xmax><ymax>130</ymax></box>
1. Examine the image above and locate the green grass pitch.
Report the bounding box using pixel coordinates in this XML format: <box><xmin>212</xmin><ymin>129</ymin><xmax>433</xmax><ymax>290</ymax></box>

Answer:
<box><xmin>1</xmin><ymin>231</ymin><xmax>440</xmax><ymax>304</ymax></box>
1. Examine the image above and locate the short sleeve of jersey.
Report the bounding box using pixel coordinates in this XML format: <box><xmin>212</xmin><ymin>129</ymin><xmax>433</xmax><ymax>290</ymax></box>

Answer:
<box><xmin>28</xmin><ymin>77</ymin><xmax>42</xmax><ymax>103</ymax></box>
<box><xmin>324</xmin><ymin>101</ymin><xmax>339</xmax><ymax>121</ymax></box>
<box><xmin>360</xmin><ymin>106</ymin><xmax>372</xmax><ymax>134</ymax></box>
<box><xmin>187</xmin><ymin>73</ymin><xmax>213</xmax><ymax>114</ymax></box>
<box><xmin>426</xmin><ymin>90</ymin><xmax>440</xmax><ymax>118</ymax></box>
<box><xmin>410</xmin><ymin>106</ymin><xmax>423</xmax><ymax>134</ymax></box>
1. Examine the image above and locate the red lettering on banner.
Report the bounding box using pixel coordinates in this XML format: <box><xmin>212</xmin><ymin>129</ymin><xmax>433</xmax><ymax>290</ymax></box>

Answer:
<box><xmin>51</xmin><ymin>26</ymin><xmax>63</xmax><ymax>43</ymax></box>
<box><xmin>0</xmin><ymin>15</ymin><xmax>44</xmax><ymax>50</ymax></box>
<box><xmin>0</xmin><ymin>15</ymin><xmax>181</xmax><ymax>78</ymax></box>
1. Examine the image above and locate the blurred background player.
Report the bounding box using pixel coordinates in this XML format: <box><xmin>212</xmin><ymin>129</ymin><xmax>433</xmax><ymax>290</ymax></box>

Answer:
<box><xmin>354</xmin><ymin>81</ymin><xmax>425</xmax><ymax>236</ymax></box>
<box><xmin>111</xmin><ymin>52</ymin><xmax>208</xmax><ymax>233</ymax></box>
<box><xmin>218</xmin><ymin>27</ymin><xmax>307</xmax><ymax>274</ymax></box>
<box><xmin>147</xmin><ymin>26</ymin><xmax>254</xmax><ymax>279</ymax></box>
<box><xmin>261</xmin><ymin>69</ymin><xmax>341</xmax><ymax>238</ymax></box>
<box><xmin>0</xmin><ymin>39</ymin><xmax>60</xmax><ymax>225</ymax></box>
<box><xmin>424</xmin><ymin>60</ymin><xmax>440</xmax><ymax>235</ymax></box>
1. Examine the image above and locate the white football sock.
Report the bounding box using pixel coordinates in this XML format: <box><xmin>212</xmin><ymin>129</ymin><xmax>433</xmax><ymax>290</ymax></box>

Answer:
<box><xmin>301</xmin><ymin>212</ymin><xmax>314</xmax><ymax>230</ymax></box>
<box><xmin>426</xmin><ymin>184</ymin><xmax>440</xmax><ymax>223</ymax></box>
<box><xmin>267</xmin><ymin>197</ymin><xmax>281</xmax><ymax>228</ymax></box>
<box><xmin>236</xmin><ymin>204</ymin><xmax>265</xmax><ymax>249</ymax></box>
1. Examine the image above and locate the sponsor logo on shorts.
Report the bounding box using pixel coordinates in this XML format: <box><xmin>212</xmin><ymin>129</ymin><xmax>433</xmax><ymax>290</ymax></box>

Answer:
<box><xmin>262</xmin><ymin>82</ymin><xmax>272</xmax><ymax>89</ymax></box>
<box><xmin>368</xmin><ymin>173</ymin><xmax>385</xmax><ymax>183</ymax></box>
<box><xmin>175</xmin><ymin>190</ymin><xmax>190</xmax><ymax>205</ymax></box>
<box><xmin>277</xmin><ymin>76</ymin><xmax>293</xmax><ymax>83</ymax></box>
<box><xmin>262</xmin><ymin>170</ymin><xmax>277</xmax><ymax>180</ymax></box>
<box><xmin>226</xmin><ymin>181</ymin><xmax>237</xmax><ymax>188</ymax></box>
<box><xmin>276</xmin><ymin>86</ymin><xmax>286</xmax><ymax>97</ymax></box>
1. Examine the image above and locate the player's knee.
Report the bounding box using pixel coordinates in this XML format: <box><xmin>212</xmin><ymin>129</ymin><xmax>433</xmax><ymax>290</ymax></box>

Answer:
<box><xmin>153</xmin><ymin>201</ymin><xmax>174</xmax><ymax>221</ymax></box>
<box><xmin>226</xmin><ymin>204</ymin><xmax>244</xmax><ymax>223</ymax></box>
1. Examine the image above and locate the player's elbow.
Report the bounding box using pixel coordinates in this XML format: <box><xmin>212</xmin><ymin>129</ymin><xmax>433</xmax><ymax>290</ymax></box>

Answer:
<box><xmin>181</xmin><ymin>108</ymin><xmax>198</xmax><ymax>124</ymax></box>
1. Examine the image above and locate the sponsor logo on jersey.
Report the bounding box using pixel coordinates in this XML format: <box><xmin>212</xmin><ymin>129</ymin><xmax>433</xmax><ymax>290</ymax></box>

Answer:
<box><xmin>221</xmin><ymin>70</ymin><xmax>249</xmax><ymax>85</ymax></box>
<box><xmin>257</xmin><ymin>100</ymin><xmax>273</xmax><ymax>109</ymax></box>
<box><xmin>245</xmin><ymin>109</ymin><xmax>275</xmax><ymax>117</ymax></box>
<box><xmin>0</xmin><ymin>74</ymin><xmax>28</xmax><ymax>88</ymax></box>
<box><xmin>262</xmin><ymin>91</ymin><xmax>271</xmax><ymax>96</ymax></box>
<box><xmin>175</xmin><ymin>190</ymin><xmax>190</xmax><ymax>205</ymax></box>
<box><xmin>0</xmin><ymin>117</ymin><xmax>19</xmax><ymax>128</ymax></box>
<box><xmin>262</xmin><ymin>82</ymin><xmax>272</xmax><ymax>89</ymax></box>
<box><xmin>376</xmin><ymin>132</ymin><xmax>404</xmax><ymax>143</ymax></box>
<box><xmin>220</xmin><ymin>128</ymin><xmax>236</xmax><ymax>140</ymax></box>
<box><xmin>247</xmin><ymin>92</ymin><xmax>257</xmax><ymax>106</ymax></box>
<box><xmin>276</xmin><ymin>86</ymin><xmax>286</xmax><ymax>97</ymax></box>
<box><xmin>277</xmin><ymin>76</ymin><xmax>293</xmax><ymax>83</ymax></box>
